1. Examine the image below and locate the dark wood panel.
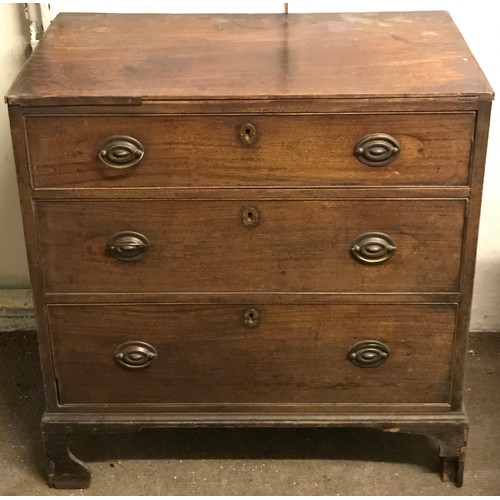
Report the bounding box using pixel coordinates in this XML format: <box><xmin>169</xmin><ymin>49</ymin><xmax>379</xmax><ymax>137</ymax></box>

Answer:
<box><xmin>43</xmin><ymin>410</ymin><xmax>467</xmax><ymax>425</ymax></box>
<box><xmin>20</xmin><ymin>97</ymin><xmax>483</xmax><ymax>115</ymax></box>
<box><xmin>7</xmin><ymin>106</ymin><xmax>61</xmax><ymax>410</ymax></box>
<box><xmin>47</xmin><ymin>303</ymin><xmax>456</xmax><ymax>406</ymax></box>
<box><xmin>6</xmin><ymin>12</ymin><xmax>493</xmax><ymax>104</ymax></box>
<box><xmin>26</xmin><ymin>113</ymin><xmax>474</xmax><ymax>188</ymax></box>
<box><xmin>35</xmin><ymin>199</ymin><xmax>466</xmax><ymax>294</ymax></box>
<box><xmin>29</xmin><ymin>187</ymin><xmax>472</xmax><ymax>200</ymax></box>
<box><xmin>451</xmin><ymin>97</ymin><xmax>493</xmax><ymax>409</ymax></box>
<box><xmin>42</xmin><ymin>292</ymin><xmax>461</xmax><ymax>304</ymax></box>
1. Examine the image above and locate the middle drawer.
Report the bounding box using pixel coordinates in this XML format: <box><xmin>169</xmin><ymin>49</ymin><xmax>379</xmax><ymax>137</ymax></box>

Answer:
<box><xmin>36</xmin><ymin>199</ymin><xmax>465</xmax><ymax>294</ymax></box>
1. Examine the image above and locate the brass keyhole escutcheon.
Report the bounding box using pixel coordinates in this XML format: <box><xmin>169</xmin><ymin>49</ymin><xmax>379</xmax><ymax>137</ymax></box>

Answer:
<box><xmin>243</xmin><ymin>308</ymin><xmax>260</xmax><ymax>328</ymax></box>
<box><xmin>241</xmin><ymin>206</ymin><xmax>260</xmax><ymax>228</ymax></box>
<box><xmin>239</xmin><ymin>123</ymin><xmax>258</xmax><ymax>145</ymax></box>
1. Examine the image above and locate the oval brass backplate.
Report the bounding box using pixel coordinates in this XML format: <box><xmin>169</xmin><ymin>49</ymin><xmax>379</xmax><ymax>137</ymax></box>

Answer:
<box><xmin>354</xmin><ymin>133</ymin><xmax>400</xmax><ymax>167</ymax></box>
<box><xmin>106</xmin><ymin>231</ymin><xmax>151</xmax><ymax>262</ymax></box>
<box><xmin>350</xmin><ymin>232</ymin><xmax>396</xmax><ymax>265</ymax></box>
<box><xmin>114</xmin><ymin>341</ymin><xmax>157</xmax><ymax>369</ymax></box>
<box><xmin>98</xmin><ymin>135</ymin><xmax>145</xmax><ymax>169</ymax></box>
<box><xmin>347</xmin><ymin>340</ymin><xmax>390</xmax><ymax>368</ymax></box>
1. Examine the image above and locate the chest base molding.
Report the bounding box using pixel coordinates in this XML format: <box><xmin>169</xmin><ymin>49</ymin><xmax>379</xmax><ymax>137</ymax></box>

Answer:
<box><xmin>41</xmin><ymin>410</ymin><xmax>468</xmax><ymax>489</ymax></box>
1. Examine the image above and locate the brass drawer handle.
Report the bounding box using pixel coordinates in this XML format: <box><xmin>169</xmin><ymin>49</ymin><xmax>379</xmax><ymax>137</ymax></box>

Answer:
<box><xmin>347</xmin><ymin>340</ymin><xmax>389</xmax><ymax>368</ymax></box>
<box><xmin>114</xmin><ymin>341</ymin><xmax>157</xmax><ymax>369</ymax></box>
<box><xmin>239</xmin><ymin>123</ymin><xmax>258</xmax><ymax>145</ymax></box>
<box><xmin>106</xmin><ymin>231</ymin><xmax>150</xmax><ymax>262</ymax></box>
<box><xmin>241</xmin><ymin>206</ymin><xmax>260</xmax><ymax>228</ymax></box>
<box><xmin>354</xmin><ymin>133</ymin><xmax>400</xmax><ymax>166</ymax></box>
<box><xmin>243</xmin><ymin>308</ymin><xmax>260</xmax><ymax>328</ymax></box>
<box><xmin>98</xmin><ymin>135</ymin><xmax>145</xmax><ymax>169</ymax></box>
<box><xmin>350</xmin><ymin>232</ymin><xmax>396</xmax><ymax>265</ymax></box>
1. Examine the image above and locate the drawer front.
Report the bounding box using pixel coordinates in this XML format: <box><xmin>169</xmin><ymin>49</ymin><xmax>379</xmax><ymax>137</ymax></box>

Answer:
<box><xmin>36</xmin><ymin>199</ymin><xmax>465</xmax><ymax>293</ymax></box>
<box><xmin>48</xmin><ymin>303</ymin><xmax>456</xmax><ymax>406</ymax></box>
<box><xmin>26</xmin><ymin>113</ymin><xmax>474</xmax><ymax>188</ymax></box>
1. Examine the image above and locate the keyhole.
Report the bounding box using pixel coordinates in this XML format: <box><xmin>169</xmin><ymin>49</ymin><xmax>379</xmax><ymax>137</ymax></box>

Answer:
<box><xmin>241</xmin><ymin>206</ymin><xmax>259</xmax><ymax>227</ymax></box>
<box><xmin>244</xmin><ymin>308</ymin><xmax>259</xmax><ymax>328</ymax></box>
<box><xmin>239</xmin><ymin>123</ymin><xmax>257</xmax><ymax>145</ymax></box>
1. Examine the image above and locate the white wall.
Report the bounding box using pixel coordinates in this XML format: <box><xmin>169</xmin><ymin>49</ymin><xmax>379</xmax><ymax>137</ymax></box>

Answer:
<box><xmin>1</xmin><ymin>1</ymin><xmax>499</xmax><ymax>331</ymax></box>
<box><xmin>0</xmin><ymin>3</ymin><xmax>30</xmax><ymax>288</ymax></box>
<box><xmin>45</xmin><ymin>1</ymin><xmax>286</xmax><ymax>15</ymax></box>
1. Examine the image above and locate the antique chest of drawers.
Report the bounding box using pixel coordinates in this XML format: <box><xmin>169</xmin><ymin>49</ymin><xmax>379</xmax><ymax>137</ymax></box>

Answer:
<box><xmin>6</xmin><ymin>11</ymin><xmax>493</xmax><ymax>488</ymax></box>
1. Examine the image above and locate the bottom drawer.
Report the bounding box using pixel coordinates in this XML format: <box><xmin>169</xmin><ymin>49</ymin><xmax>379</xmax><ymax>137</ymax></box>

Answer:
<box><xmin>47</xmin><ymin>303</ymin><xmax>456</xmax><ymax>407</ymax></box>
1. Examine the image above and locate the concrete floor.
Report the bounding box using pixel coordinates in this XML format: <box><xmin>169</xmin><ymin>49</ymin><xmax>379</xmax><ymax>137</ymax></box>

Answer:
<box><xmin>0</xmin><ymin>331</ymin><xmax>499</xmax><ymax>495</ymax></box>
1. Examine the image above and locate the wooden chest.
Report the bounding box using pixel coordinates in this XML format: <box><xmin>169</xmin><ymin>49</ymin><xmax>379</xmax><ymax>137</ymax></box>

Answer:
<box><xmin>6</xmin><ymin>12</ymin><xmax>493</xmax><ymax>488</ymax></box>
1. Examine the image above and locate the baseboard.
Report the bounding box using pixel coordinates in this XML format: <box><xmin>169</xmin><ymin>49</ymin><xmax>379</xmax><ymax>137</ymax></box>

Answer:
<box><xmin>0</xmin><ymin>288</ymin><xmax>35</xmax><ymax>331</ymax></box>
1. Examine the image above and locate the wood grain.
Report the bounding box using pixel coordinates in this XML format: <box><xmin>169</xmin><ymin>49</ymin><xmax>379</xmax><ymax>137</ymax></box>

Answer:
<box><xmin>35</xmin><ymin>199</ymin><xmax>466</xmax><ymax>294</ymax></box>
<box><xmin>6</xmin><ymin>12</ymin><xmax>493</xmax><ymax>104</ymax></box>
<box><xmin>26</xmin><ymin>113</ymin><xmax>474</xmax><ymax>188</ymax></box>
<box><xmin>19</xmin><ymin>97</ymin><xmax>484</xmax><ymax>116</ymax></box>
<box><xmin>47</xmin><ymin>303</ymin><xmax>456</xmax><ymax>406</ymax></box>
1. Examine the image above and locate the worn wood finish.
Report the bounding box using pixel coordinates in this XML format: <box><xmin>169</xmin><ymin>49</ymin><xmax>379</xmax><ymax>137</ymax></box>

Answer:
<box><xmin>30</xmin><ymin>187</ymin><xmax>472</xmax><ymax>200</ymax></box>
<box><xmin>26</xmin><ymin>113</ymin><xmax>474</xmax><ymax>188</ymax></box>
<box><xmin>6</xmin><ymin>12</ymin><xmax>492</xmax><ymax>104</ymax></box>
<box><xmin>42</xmin><ymin>410</ymin><xmax>469</xmax><ymax>427</ymax></box>
<box><xmin>451</xmin><ymin>97</ymin><xmax>493</xmax><ymax>409</ymax></box>
<box><xmin>39</xmin><ymin>410</ymin><xmax>468</xmax><ymax>489</ymax></box>
<box><xmin>47</xmin><ymin>303</ymin><xmax>456</xmax><ymax>406</ymax></box>
<box><xmin>7</xmin><ymin>107</ymin><xmax>61</xmax><ymax>409</ymax></box>
<box><xmin>19</xmin><ymin>98</ymin><xmax>484</xmax><ymax>115</ymax></box>
<box><xmin>41</xmin><ymin>423</ymin><xmax>91</xmax><ymax>489</ymax></box>
<box><xmin>42</xmin><ymin>292</ymin><xmax>462</xmax><ymax>305</ymax></box>
<box><xmin>6</xmin><ymin>11</ymin><xmax>493</xmax><ymax>489</ymax></box>
<box><xmin>35</xmin><ymin>199</ymin><xmax>466</xmax><ymax>293</ymax></box>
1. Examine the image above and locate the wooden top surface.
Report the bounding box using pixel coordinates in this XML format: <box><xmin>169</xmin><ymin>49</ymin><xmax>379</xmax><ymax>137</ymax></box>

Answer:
<box><xmin>6</xmin><ymin>11</ymin><xmax>493</xmax><ymax>105</ymax></box>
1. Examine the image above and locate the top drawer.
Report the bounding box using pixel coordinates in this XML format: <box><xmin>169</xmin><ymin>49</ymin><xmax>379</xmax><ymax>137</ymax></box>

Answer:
<box><xmin>25</xmin><ymin>113</ymin><xmax>474</xmax><ymax>189</ymax></box>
